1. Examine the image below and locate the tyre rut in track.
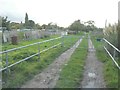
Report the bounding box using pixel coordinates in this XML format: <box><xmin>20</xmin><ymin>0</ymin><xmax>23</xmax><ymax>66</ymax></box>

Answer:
<box><xmin>80</xmin><ymin>36</ymin><xmax>106</xmax><ymax>88</ymax></box>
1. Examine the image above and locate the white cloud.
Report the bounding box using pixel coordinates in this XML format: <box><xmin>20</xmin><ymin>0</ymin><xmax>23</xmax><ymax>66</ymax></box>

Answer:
<box><xmin>0</xmin><ymin>0</ymin><xmax>119</xmax><ymax>27</ymax></box>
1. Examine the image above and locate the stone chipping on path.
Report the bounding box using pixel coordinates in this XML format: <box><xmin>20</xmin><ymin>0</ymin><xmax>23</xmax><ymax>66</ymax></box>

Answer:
<box><xmin>80</xmin><ymin>36</ymin><xmax>106</xmax><ymax>88</ymax></box>
<box><xmin>21</xmin><ymin>36</ymin><xmax>83</xmax><ymax>88</ymax></box>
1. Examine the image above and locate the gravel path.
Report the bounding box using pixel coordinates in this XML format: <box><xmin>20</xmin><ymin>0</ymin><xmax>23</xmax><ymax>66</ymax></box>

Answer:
<box><xmin>80</xmin><ymin>36</ymin><xmax>106</xmax><ymax>88</ymax></box>
<box><xmin>21</xmin><ymin>36</ymin><xmax>83</xmax><ymax>88</ymax></box>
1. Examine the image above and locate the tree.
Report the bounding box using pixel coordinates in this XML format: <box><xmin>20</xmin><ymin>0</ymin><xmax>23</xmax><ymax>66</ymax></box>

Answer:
<box><xmin>25</xmin><ymin>13</ymin><xmax>28</xmax><ymax>24</ymax></box>
<box><xmin>25</xmin><ymin>13</ymin><xmax>29</xmax><ymax>29</ymax></box>
<box><xmin>2</xmin><ymin>16</ymin><xmax>10</xmax><ymax>32</ymax></box>
<box><xmin>9</xmin><ymin>22</ymin><xmax>21</xmax><ymax>29</ymax></box>
<box><xmin>84</xmin><ymin>20</ymin><xmax>95</xmax><ymax>31</ymax></box>
<box><xmin>85</xmin><ymin>20</ymin><xmax>95</xmax><ymax>26</ymax></box>
<box><xmin>28</xmin><ymin>20</ymin><xmax>35</xmax><ymax>29</ymax></box>
<box><xmin>47</xmin><ymin>22</ymin><xmax>53</xmax><ymax>29</ymax></box>
<box><xmin>69</xmin><ymin>20</ymin><xmax>83</xmax><ymax>33</ymax></box>
<box><xmin>35</xmin><ymin>23</ymin><xmax>42</xmax><ymax>29</ymax></box>
<box><xmin>24</xmin><ymin>13</ymin><xmax>36</xmax><ymax>29</ymax></box>
<box><xmin>41</xmin><ymin>24</ymin><xmax>47</xmax><ymax>29</ymax></box>
<box><xmin>46</xmin><ymin>22</ymin><xmax>58</xmax><ymax>30</ymax></box>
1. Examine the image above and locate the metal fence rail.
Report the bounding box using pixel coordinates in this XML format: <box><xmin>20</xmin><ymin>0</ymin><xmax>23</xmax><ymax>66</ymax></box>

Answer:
<box><xmin>0</xmin><ymin>43</ymin><xmax>61</xmax><ymax>72</ymax></box>
<box><xmin>103</xmin><ymin>38</ymin><xmax>120</xmax><ymax>53</ymax></box>
<box><xmin>0</xmin><ymin>36</ymin><xmax>63</xmax><ymax>72</ymax></box>
<box><xmin>104</xmin><ymin>46</ymin><xmax>120</xmax><ymax>69</ymax></box>
<box><xmin>0</xmin><ymin>36</ymin><xmax>62</xmax><ymax>54</ymax></box>
<box><xmin>103</xmin><ymin>38</ymin><xmax>120</xmax><ymax>69</ymax></box>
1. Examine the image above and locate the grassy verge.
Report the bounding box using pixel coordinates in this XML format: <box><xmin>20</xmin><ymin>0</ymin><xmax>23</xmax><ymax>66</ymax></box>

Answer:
<box><xmin>55</xmin><ymin>35</ymin><xmax>88</xmax><ymax>88</ymax></box>
<box><xmin>2</xmin><ymin>35</ymin><xmax>82</xmax><ymax>88</ymax></box>
<box><xmin>90</xmin><ymin>32</ymin><xmax>118</xmax><ymax>88</ymax></box>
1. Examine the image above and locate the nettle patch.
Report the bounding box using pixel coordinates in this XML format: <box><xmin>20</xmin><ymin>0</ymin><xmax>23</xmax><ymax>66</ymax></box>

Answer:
<box><xmin>2</xmin><ymin>50</ymin><xmax>37</xmax><ymax>67</ymax></box>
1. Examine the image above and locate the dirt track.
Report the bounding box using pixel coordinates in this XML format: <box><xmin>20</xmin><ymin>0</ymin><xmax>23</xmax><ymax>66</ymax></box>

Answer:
<box><xmin>80</xmin><ymin>36</ymin><xmax>106</xmax><ymax>88</ymax></box>
<box><xmin>21</xmin><ymin>37</ymin><xmax>83</xmax><ymax>88</ymax></box>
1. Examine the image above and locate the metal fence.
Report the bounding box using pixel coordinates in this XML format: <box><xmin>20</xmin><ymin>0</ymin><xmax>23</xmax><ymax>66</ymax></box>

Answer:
<box><xmin>0</xmin><ymin>36</ymin><xmax>63</xmax><ymax>72</ymax></box>
<box><xmin>103</xmin><ymin>38</ymin><xmax>120</xmax><ymax>69</ymax></box>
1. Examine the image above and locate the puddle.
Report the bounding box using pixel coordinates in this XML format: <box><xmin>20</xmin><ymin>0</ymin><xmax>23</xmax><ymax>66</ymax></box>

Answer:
<box><xmin>88</xmin><ymin>72</ymin><xmax>96</xmax><ymax>78</ymax></box>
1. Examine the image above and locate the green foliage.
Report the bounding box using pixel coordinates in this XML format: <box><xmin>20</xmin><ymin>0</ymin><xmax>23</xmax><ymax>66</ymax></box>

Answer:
<box><xmin>24</xmin><ymin>13</ymin><xmax>35</xmax><ymax>29</ymax></box>
<box><xmin>69</xmin><ymin>20</ymin><xmax>83</xmax><ymax>33</ymax></box>
<box><xmin>84</xmin><ymin>20</ymin><xmax>95</xmax><ymax>27</ymax></box>
<box><xmin>28</xmin><ymin>20</ymin><xmax>35</xmax><ymax>29</ymax></box>
<box><xmin>25</xmin><ymin>13</ymin><xmax>28</xmax><ymax>23</ymax></box>
<box><xmin>41</xmin><ymin>24</ymin><xmax>47</xmax><ymax>29</ymax></box>
<box><xmin>46</xmin><ymin>22</ymin><xmax>58</xmax><ymax>30</ymax></box>
<box><xmin>104</xmin><ymin>23</ymin><xmax>118</xmax><ymax>57</ymax></box>
<box><xmin>35</xmin><ymin>23</ymin><xmax>42</xmax><ymax>29</ymax></box>
<box><xmin>69</xmin><ymin>20</ymin><xmax>97</xmax><ymax>33</ymax></box>
<box><xmin>1</xmin><ymin>14</ymin><xmax>41</xmax><ymax>30</ymax></box>
<box><xmin>1</xmin><ymin>16</ymin><xmax>10</xmax><ymax>31</ymax></box>
<box><xmin>25</xmin><ymin>13</ymin><xmax>29</xmax><ymax>29</ymax></box>
<box><xmin>10</xmin><ymin>22</ymin><xmax>21</xmax><ymax>29</ymax></box>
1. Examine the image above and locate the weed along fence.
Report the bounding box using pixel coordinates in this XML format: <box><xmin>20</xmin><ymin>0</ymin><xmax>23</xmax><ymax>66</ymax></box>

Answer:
<box><xmin>103</xmin><ymin>38</ymin><xmax>120</xmax><ymax>69</ymax></box>
<box><xmin>0</xmin><ymin>36</ymin><xmax>64</xmax><ymax>72</ymax></box>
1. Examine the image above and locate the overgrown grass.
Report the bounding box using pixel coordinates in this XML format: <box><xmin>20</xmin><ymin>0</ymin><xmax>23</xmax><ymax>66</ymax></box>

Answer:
<box><xmin>2</xmin><ymin>35</ymin><xmax>60</xmax><ymax>50</ymax></box>
<box><xmin>90</xmin><ymin>32</ymin><xmax>118</xmax><ymax>88</ymax></box>
<box><xmin>2</xmin><ymin>37</ymin><xmax>62</xmax><ymax>67</ymax></box>
<box><xmin>2</xmin><ymin>35</ymin><xmax>83</xmax><ymax>88</ymax></box>
<box><xmin>55</xmin><ymin>35</ymin><xmax>88</xmax><ymax>88</ymax></box>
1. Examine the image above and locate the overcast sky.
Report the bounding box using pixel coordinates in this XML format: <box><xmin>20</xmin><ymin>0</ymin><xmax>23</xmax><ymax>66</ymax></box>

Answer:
<box><xmin>0</xmin><ymin>0</ymin><xmax>119</xmax><ymax>28</ymax></box>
